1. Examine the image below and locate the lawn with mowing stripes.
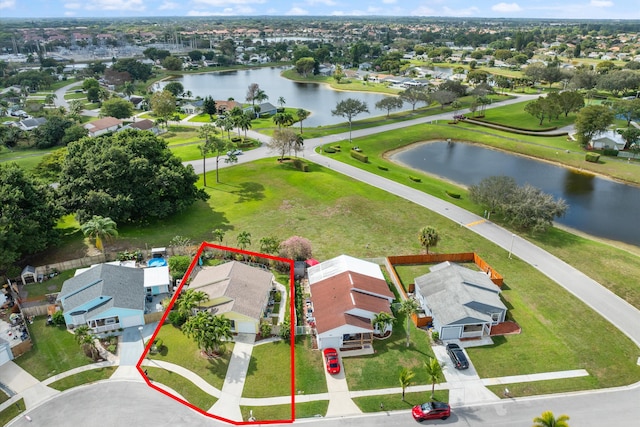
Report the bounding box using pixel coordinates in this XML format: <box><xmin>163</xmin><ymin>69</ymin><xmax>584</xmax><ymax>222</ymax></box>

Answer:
<box><xmin>146</xmin><ymin>367</ymin><xmax>217</xmax><ymax>410</ymax></box>
<box><xmin>48</xmin><ymin>366</ymin><xmax>117</xmax><ymax>391</ymax></box>
<box><xmin>14</xmin><ymin>317</ymin><xmax>91</xmax><ymax>381</ymax></box>
<box><xmin>243</xmin><ymin>340</ymin><xmax>292</xmax><ymax>398</ymax></box>
<box><xmin>0</xmin><ymin>398</ymin><xmax>24</xmax><ymax>425</ymax></box>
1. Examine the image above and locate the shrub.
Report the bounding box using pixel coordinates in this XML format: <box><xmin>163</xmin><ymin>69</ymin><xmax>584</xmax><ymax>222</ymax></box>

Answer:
<box><xmin>260</xmin><ymin>321</ymin><xmax>272</xmax><ymax>337</ymax></box>
<box><xmin>585</xmin><ymin>152</ymin><xmax>601</xmax><ymax>163</ymax></box>
<box><xmin>292</xmin><ymin>158</ymin><xmax>309</xmax><ymax>172</ymax></box>
<box><xmin>602</xmin><ymin>148</ymin><xmax>618</xmax><ymax>157</ymax></box>
<box><xmin>445</xmin><ymin>190</ymin><xmax>461</xmax><ymax>199</ymax></box>
<box><xmin>331</xmin><ymin>145</ymin><xmax>341</xmax><ymax>151</ymax></box>
<box><xmin>350</xmin><ymin>150</ymin><xmax>368</xmax><ymax>163</ymax></box>
<box><xmin>107</xmin><ymin>344</ymin><xmax>117</xmax><ymax>354</ymax></box>
<box><xmin>323</xmin><ymin>147</ymin><xmax>336</xmax><ymax>153</ymax></box>
<box><xmin>274</xmin><ymin>291</ymin><xmax>282</xmax><ymax>302</ymax></box>
<box><xmin>409</xmin><ymin>176</ymin><xmax>422</xmax><ymax>182</ymax></box>
<box><xmin>167</xmin><ymin>310</ymin><xmax>187</xmax><ymax>327</ymax></box>
<box><xmin>378</xmin><ymin>166</ymin><xmax>389</xmax><ymax>171</ymax></box>
<box><xmin>431</xmin><ymin>330</ymin><xmax>439</xmax><ymax>341</ymax></box>
<box><xmin>231</xmin><ymin>136</ymin><xmax>241</xmax><ymax>142</ymax></box>
<box><xmin>52</xmin><ymin>310</ymin><xmax>66</xmax><ymax>326</ymax></box>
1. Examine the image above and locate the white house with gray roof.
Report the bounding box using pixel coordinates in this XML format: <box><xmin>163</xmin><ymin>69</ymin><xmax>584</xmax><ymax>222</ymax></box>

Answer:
<box><xmin>414</xmin><ymin>262</ymin><xmax>507</xmax><ymax>341</ymax></box>
<box><xmin>57</xmin><ymin>264</ymin><xmax>145</xmax><ymax>333</ymax></box>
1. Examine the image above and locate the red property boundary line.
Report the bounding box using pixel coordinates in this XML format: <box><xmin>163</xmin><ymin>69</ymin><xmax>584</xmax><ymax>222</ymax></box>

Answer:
<box><xmin>135</xmin><ymin>242</ymin><xmax>296</xmax><ymax>425</ymax></box>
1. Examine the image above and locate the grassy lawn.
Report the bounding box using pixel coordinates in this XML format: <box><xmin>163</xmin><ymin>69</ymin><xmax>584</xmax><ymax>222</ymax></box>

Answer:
<box><xmin>63</xmin><ymin>92</ymin><xmax>86</xmax><ymax>100</ymax></box>
<box><xmin>469</xmin><ymin>100</ymin><xmax>577</xmax><ymax>130</ymax></box>
<box><xmin>0</xmin><ymin>398</ymin><xmax>24</xmax><ymax>426</ymax></box>
<box><xmin>147</xmin><ymin>324</ymin><xmax>232</xmax><ymax>390</ymax></box>
<box><xmin>14</xmin><ymin>317</ymin><xmax>91</xmax><ymax>381</ymax></box>
<box><xmin>295</xmin><ymin>336</ymin><xmax>327</xmax><ymax>395</ymax></box>
<box><xmin>239</xmin><ymin>401</ymin><xmax>329</xmax><ymax>421</ymax></box>
<box><xmin>243</xmin><ymin>341</ymin><xmax>292</xmax><ymax>398</ymax></box>
<box><xmin>281</xmin><ymin>69</ymin><xmax>401</xmax><ymax>95</ymax></box>
<box><xmin>353</xmin><ymin>390</ymin><xmax>448</xmax><ymax>412</ymax></box>
<box><xmin>343</xmin><ymin>315</ymin><xmax>435</xmax><ymax>390</ymax></box>
<box><xmin>189</xmin><ymin>114</ymin><xmax>215</xmax><ymax>123</ymax></box>
<box><xmin>20</xmin><ymin>270</ymin><xmax>74</xmax><ymax>301</ymax></box>
<box><xmin>47</xmin><ymin>366</ymin><xmax>116</xmax><ymax>391</ymax></box>
<box><xmin>145</xmin><ymin>367</ymin><xmax>217</xmax><ymax>410</ymax></box>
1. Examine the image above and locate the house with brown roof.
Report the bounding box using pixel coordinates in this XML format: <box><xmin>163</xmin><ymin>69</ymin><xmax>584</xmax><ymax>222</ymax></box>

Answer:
<box><xmin>308</xmin><ymin>255</ymin><xmax>394</xmax><ymax>351</ymax></box>
<box><xmin>187</xmin><ymin>261</ymin><xmax>276</xmax><ymax>334</ymax></box>
<box><xmin>84</xmin><ymin>117</ymin><xmax>122</xmax><ymax>137</ymax></box>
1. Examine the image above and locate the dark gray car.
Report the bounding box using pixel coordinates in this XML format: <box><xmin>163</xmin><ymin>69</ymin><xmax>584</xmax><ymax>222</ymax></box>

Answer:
<box><xmin>446</xmin><ymin>343</ymin><xmax>469</xmax><ymax>369</ymax></box>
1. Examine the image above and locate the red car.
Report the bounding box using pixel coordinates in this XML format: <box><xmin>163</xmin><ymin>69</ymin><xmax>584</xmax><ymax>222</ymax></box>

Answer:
<box><xmin>323</xmin><ymin>348</ymin><xmax>340</xmax><ymax>374</ymax></box>
<box><xmin>412</xmin><ymin>401</ymin><xmax>451</xmax><ymax>421</ymax></box>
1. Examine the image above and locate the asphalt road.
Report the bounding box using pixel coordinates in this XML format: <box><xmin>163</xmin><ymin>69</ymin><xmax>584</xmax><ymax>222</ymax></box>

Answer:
<box><xmin>7</xmin><ymin>380</ymin><xmax>640</xmax><ymax>426</ymax></box>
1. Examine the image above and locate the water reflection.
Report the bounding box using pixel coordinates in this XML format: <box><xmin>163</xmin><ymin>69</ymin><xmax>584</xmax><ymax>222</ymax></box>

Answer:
<box><xmin>391</xmin><ymin>141</ymin><xmax>640</xmax><ymax>246</ymax></box>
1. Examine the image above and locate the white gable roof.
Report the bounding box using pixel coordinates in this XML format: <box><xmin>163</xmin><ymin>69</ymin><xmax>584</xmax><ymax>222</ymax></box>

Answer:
<box><xmin>144</xmin><ymin>266</ymin><xmax>170</xmax><ymax>288</ymax></box>
<box><xmin>307</xmin><ymin>254</ymin><xmax>384</xmax><ymax>284</ymax></box>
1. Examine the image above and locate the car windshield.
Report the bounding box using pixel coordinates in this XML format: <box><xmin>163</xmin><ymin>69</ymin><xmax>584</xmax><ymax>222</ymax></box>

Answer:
<box><xmin>420</xmin><ymin>403</ymin><xmax>433</xmax><ymax>412</ymax></box>
<box><xmin>329</xmin><ymin>361</ymin><xmax>338</xmax><ymax>368</ymax></box>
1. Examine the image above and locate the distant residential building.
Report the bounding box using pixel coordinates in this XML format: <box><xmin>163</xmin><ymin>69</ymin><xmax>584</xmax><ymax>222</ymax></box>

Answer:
<box><xmin>84</xmin><ymin>117</ymin><xmax>123</xmax><ymax>137</ymax></box>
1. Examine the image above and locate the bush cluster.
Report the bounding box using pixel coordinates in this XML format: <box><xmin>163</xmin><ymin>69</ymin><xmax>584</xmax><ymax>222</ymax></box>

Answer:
<box><xmin>445</xmin><ymin>190</ymin><xmax>461</xmax><ymax>199</ymax></box>
<box><xmin>585</xmin><ymin>152</ymin><xmax>601</xmax><ymax>163</ymax></box>
<box><xmin>409</xmin><ymin>176</ymin><xmax>422</xmax><ymax>182</ymax></box>
<box><xmin>292</xmin><ymin>158</ymin><xmax>309</xmax><ymax>172</ymax></box>
<box><xmin>602</xmin><ymin>149</ymin><xmax>619</xmax><ymax>157</ymax></box>
<box><xmin>323</xmin><ymin>147</ymin><xmax>336</xmax><ymax>153</ymax></box>
<box><xmin>350</xmin><ymin>150</ymin><xmax>368</xmax><ymax>163</ymax></box>
<box><xmin>378</xmin><ymin>165</ymin><xmax>389</xmax><ymax>171</ymax></box>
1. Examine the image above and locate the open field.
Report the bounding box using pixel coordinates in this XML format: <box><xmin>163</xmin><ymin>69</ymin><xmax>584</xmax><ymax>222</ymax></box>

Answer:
<box><xmin>243</xmin><ymin>341</ymin><xmax>293</xmax><ymax>398</ymax></box>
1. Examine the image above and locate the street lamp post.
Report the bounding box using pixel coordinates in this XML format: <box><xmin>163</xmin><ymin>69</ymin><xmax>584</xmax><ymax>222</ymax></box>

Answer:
<box><xmin>508</xmin><ymin>234</ymin><xmax>515</xmax><ymax>259</ymax></box>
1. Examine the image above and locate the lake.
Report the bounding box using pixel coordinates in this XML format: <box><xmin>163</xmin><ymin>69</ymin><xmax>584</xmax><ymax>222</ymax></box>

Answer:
<box><xmin>391</xmin><ymin>141</ymin><xmax>640</xmax><ymax>247</ymax></box>
<box><xmin>159</xmin><ymin>67</ymin><xmax>411</xmax><ymax>126</ymax></box>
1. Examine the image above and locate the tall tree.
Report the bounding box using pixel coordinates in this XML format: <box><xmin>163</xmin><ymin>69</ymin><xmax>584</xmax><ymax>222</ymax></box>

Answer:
<box><xmin>296</xmin><ymin>108</ymin><xmax>310</xmax><ymax>134</ymax></box>
<box><xmin>100</xmin><ymin>97</ymin><xmax>134</xmax><ymax>119</ymax></box>
<box><xmin>331</xmin><ymin>98</ymin><xmax>369</xmax><ymax>143</ymax></box>
<box><xmin>182</xmin><ymin>311</ymin><xmax>233</xmax><ymax>355</ymax></box>
<box><xmin>268</xmin><ymin>128</ymin><xmax>298</xmax><ymax>160</ymax></box>
<box><xmin>375</xmin><ymin>97</ymin><xmax>404</xmax><ymax>117</ymax></box>
<box><xmin>150</xmin><ymin>90</ymin><xmax>177</xmax><ymax>128</ymax></box>
<box><xmin>198</xmin><ymin>124</ymin><xmax>218</xmax><ymax>187</ymax></box>
<box><xmin>259</xmin><ymin>236</ymin><xmax>280</xmax><ymax>255</ymax></box>
<box><xmin>164</xmin><ymin>81</ymin><xmax>184</xmax><ymax>98</ymax></box>
<box><xmin>202</xmin><ymin>96</ymin><xmax>217</xmax><ymax>121</ymax></box>
<box><xmin>400</xmin><ymin>86</ymin><xmax>430</xmax><ymax>110</ymax></box>
<box><xmin>58</xmin><ymin>129</ymin><xmax>208</xmax><ymax>223</ymax></box>
<box><xmin>0</xmin><ymin>163</ymin><xmax>61</xmax><ymax>275</ymax></box>
<box><xmin>273</xmin><ymin>111</ymin><xmax>294</xmax><ymax>129</ymax></box>
<box><xmin>278</xmin><ymin>235</ymin><xmax>313</xmax><ymax>261</ymax></box>
<box><xmin>574</xmin><ymin>105</ymin><xmax>615</xmax><ymax>147</ymax></box>
<box><xmin>424</xmin><ymin>357</ymin><xmax>444</xmax><ymax>400</ymax></box>
<box><xmin>176</xmin><ymin>289</ymin><xmax>210</xmax><ymax>316</ymax></box>
<box><xmin>399</xmin><ymin>368</ymin><xmax>415</xmax><ymax>401</ymax></box>
<box><xmin>418</xmin><ymin>226</ymin><xmax>440</xmax><ymax>254</ymax></box>
<box><xmin>399</xmin><ymin>298</ymin><xmax>420</xmax><ymax>348</ymax></box>
<box><xmin>295</xmin><ymin>57</ymin><xmax>315</xmax><ymax>77</ymax></box>
<box><xmin>80</xmin><ymin>215</ymin><xmax>118</xmax><ymax>254</ymax></box>
<box><xmin>74</xmin><ymin>325</ymin><xmax>98</xmax><ymax>360</ymax></box>
<box><xmin>246</xmin><ymin>83</ymin><xmax>260</xmax><ymax>107</ymax></box>
<box><xmin>532</xmin><ymin>411</ymin><xmax>570</xmax><ymax>427</ymax></box>
<box><xmin>371</xmin><ymin>312</ymin><xmax>393</xmax><ymax>335</ymax></box>
<box><xmin>237</xmin><ymin>231</ymin><xmax>252</xmax><ymax>250</ymax></box>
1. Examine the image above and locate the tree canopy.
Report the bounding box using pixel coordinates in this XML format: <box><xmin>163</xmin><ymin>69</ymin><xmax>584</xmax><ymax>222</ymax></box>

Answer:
<box><xmin>0</xmin><ymin>163</ymin><xmax>61</xmax><ymax>275</ymax></box>
<box><xmin>574</xmin><ymin>105</ymin><xmax>615</xmax><ymax>147</ymax></box>
<box><xmin>331</xmin><ymin>98</ymin><xmax>369</xmax><ymax>142</ymax></box>
<box><xmin>100</xmin><ymin>97</ymin><xmax>134</xmax><ymax>119</ymax></box>
<box><xmin>57</xmin><ymin>129</ymin><xmax>209</xmax><ymax>224</ymax></box>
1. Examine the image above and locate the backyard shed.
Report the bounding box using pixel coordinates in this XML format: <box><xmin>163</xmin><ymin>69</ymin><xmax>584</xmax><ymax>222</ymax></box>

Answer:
<box><xmin>21</xmin><ymin>266</ymin><xmax>37</xmax><ymax>285</ymax></box>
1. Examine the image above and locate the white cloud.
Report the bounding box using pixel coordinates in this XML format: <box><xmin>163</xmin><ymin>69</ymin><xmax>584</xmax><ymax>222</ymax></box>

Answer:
<box><xmin>442</xmin><ymin>6</ymin><xmax>480</xmax><ymax>16</ymax></box>
<box><xmin>306</xmin><ymin>0</ymin><xmax>337</xmax><ymax>5</ymax></box>
<box><xmin>590</xmin><ymin>0</ymin><xmax>613</xmax><ymax>6</ymax></box>
<box><xmin>64</xmin><ymin>11</ymin><xmax>76</xmax><ymax>16</ymax></box>
<box><xmin>193</xmin><ymin>0</ymin><xmax>265</xmax><ymax>5</ymax></box>
<box><xmin>382</xmin><ymin>0</ymin><xmax>397</xmax><ymax>4</ymax></box>
<box><xmin>64</xmin><ymin>2</ymin><xmax>82</xmax><ymax>9</ymax></box>
<box><xmin>411</xmin><ymin>6</ymin><xmax>435</xmax><ymax>16</ymax></box>
<box><xmin>187</xmin><ymin>9</ymin><xmax>221</xmax><ymax>15</ymax></box>
<box><xmin>286</xmin><ymin>7</ymin><xmax>309</xmax><ymax>15</ymax></box>
<box><xmin>0</xmin><ymin>0</ymin><xmax>16</xmax><ymax>9</ymax></box>
<box><xmin>492</xmin><ymin>2</ymin><xmax>522</xmax><ymax>13</ymax></box>
<box><xmin>83</xmin><ymin>0</ymin><xmax>146</xmax><ymax>11</ymax></box>
<box><xmin>159</xmin><ymin>1</ymin><xmax>179</xmax><ymax>10</ymax></box>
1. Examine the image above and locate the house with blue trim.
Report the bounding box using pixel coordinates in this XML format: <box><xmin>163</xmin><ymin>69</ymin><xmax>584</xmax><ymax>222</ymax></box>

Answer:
<box><xmin>57</xmin><ymin>264</ymin><xmax>145</xmax><ymax>334</ymax></box>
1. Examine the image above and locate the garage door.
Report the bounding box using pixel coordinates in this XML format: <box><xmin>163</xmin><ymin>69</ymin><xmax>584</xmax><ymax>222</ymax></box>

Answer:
<box><xmin>237</xmin><ymin>321</ymin><xmax>255</xmax><ymax>334</ymax></box>
<box><xmin>120</xmin><ymin>315</ymin><xmax>141</xmax><ymax>329</ymax></box>
<box><xmin>0</xmin><ymin>346</ymin><xmax>12</xmax><ymax>366</ymax></box>
<box><xmin>440</xmin><ymin>326</ymin><xmax>462</xmax><ymax>340</ymax></box>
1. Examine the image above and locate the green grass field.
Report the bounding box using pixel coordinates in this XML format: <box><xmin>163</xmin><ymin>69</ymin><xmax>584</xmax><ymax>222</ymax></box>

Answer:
<box><xmin>240</xmin><ymin>401</ymin><xmax>329</xmax><ymax>421</ymax></box>
<box><xmin>47</xmin><ymin>366</ymin><xmax>116</xmax><ymax>391</ymax></box>
<box><xmin>15</xmin><ymin>317</ymin><xmax>91</xmax><ymax>380</ymax></box>
<box><xmin>147</xmin><ymin>324</ymin><xmax>233</xmax><ymax>390</ymax></box>
<box><xmin>145</xmin><ymin>367</ymin><xmax>218</xmax><ymax>410</ymax></box>
<box><xmin>469</xmin><ymin>99</ymin><xmax>577</xmax><ymax>129</ymax></box>
<box><xmin>0</xmin><ymin>398</ymin><xmax>24</xmax><ymax>426</ymax></box>
<box><xmin>243</xmin><ymin>341</ymin><xmax>293</xmax><ymax>398</ymax></box>
<box><xmin>353</xmin><ymin>390</ymin><xmax>449</xmax><ymax>412</ymax></box>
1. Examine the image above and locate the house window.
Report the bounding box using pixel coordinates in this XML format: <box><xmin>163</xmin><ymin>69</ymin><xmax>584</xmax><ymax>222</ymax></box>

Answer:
<box><xmin>491</xmin><ymin>313</ymin><xmax>501</xmax><ymax>323</ymax></box>
<box><xmin>229</xmin><ymin>320</ymin><xmax>235</xmax><ymax>330</ymax></box>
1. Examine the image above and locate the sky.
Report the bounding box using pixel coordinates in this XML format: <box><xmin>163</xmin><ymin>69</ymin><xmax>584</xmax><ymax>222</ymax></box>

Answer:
<box><xmin>0</xmin><ymin>0</ymin><xmax>638</xmax><ymax>20</ymax></box>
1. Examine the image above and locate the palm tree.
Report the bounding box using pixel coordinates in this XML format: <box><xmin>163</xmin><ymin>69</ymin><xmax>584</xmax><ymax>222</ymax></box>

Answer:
<box><xmin>259</xmin><ymin>236</ymin><xmax>280</xmax><ymax>254</ymax></box>
<box><xmin>80</xmin><ymin>216</ymin><xmax>118</xmax><ymax>254</ymax></box>
<box><xmin>123</xmin><ymin>81</ymin><xmax>135</xmax><ymax>97</ymax></box>
<box><xmin>424</xmin><ymin>357</ymin><xmax>444</xmax><ymax>400</ymax></box>
<box><xmin>399</xmin><ymin>297</ymin><xmax>420</xmax><ymax>347</ymax></box>
<box><xmin>418</xmin><ymin>226</ymin><xmax>440</xmax><ymax>254</ymax></box>
<box><xmin>212</xmin><ymin>228</ymin><xmax>225</xmax><ymax>244</ymax></box>
<box><xmin>255</xmin><ymin>89</ymin><xmax>269</xmax><ymax>105</ymax></box>
<box><xmin>236</xmin><ymin>113</ymin><xmax>252</xmax><ymax>139</ymax></box>
<box><xmin>399</xmin><ymin>368</ymin><xmax>415</xmax><ymax>401</ymax></box>
<box><xmin>182</xmin><ymin>311</ymin><xmax>233</xmax><ymax>355</ymax></box>
<box><xmin>296</xmin><ymin>108</ymin><xmax>310</xmax><ymax>134</ymax></box>
<box><xmin>237</xmin><ymin>231</ymin><xmax>252</xmax><ymax>250</ymax></box>
<box><xmin>74</xmin><ymin>325</ymin><xmax>98</xmax><ymax>360</ymax></box>
<box><xmin>371</xmin><ymin>312</ymin><xmax>393</xmax><ymax>336</ymax></box>
<box><xmin>277</xmin><ymin>96</ymin><xmax>286</xmax><ymax>110</ymax></box>
<box><xmin>273</xmin><ymin>112</ymin><xmax>294</xmax><ymax>129</ymax></box>
<box><xmin>44</xmin><ymin>93</ymin><xmax>56</xmax><ymax>107</ymax></box>
<box><xmin>176</xmin><ymin>289</ymin><xmax>210</xmax><ymax>316</ymax></box>
<box><xmin>532</xmin><ymin>411</ymin><xmax>570</xmax><ymax>427</ymax></box>
<box><xmin>198</xmin><ymin>124</ymin><xmax>218</xmax><ymax>187</ymax></box>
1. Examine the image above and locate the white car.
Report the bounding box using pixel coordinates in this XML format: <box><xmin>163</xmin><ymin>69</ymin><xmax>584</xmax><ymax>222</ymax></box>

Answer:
<box><xmin>227</xmin><ymin>149</ymin><xmax>243</xmax><ymax>156</ymax></box>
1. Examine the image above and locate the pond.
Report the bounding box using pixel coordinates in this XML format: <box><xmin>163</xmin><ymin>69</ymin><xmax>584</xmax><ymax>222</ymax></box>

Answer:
<box><xmin>390</xmin><ymin>141</ymin><xmax>640</xmax><ymax>247</ymax></box>
<box><xmin>159</xmin><ymin>66</ymin><xmax>411</xmax><ymax>127</ymax></box>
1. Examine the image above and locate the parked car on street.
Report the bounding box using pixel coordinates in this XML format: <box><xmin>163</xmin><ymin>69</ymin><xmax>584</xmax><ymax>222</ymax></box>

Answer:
<box><xmin>446</xmin><ymin>343</ymin><xmax>469</xmax><ymax>370</ymax></box>
<box><xmin>227</xmin><ymin>149</ymin><xmax>243</xmax><ymax>156</ymax></box>
<box><xmin>412</xmin><ymin>401</ymin><xmax>451</xmax><ymax>421</ymax></box>
<box><xmin>323</xmin><ymin>348</ymin><xmax>340</xmax><ymax>374</ymax></box>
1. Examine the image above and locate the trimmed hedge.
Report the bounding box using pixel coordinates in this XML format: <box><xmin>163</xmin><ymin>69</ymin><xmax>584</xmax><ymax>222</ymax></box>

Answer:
<box><xmin>445</xmin><ymin>190</ymin><xmax>461</xmax><ymax>199</ymax></box>
<box><xmin>602</xmin><ymin>149</ymin><xmax>619</xmax><ymax>157</ymax></box>
<box><xmin>378</xmin><ymin>166</ymin><xmax>389</xmax><ymax>171</ymax></box>
<box><xmin>323</xmin><ymin>147</ymin><xmax>336</xmax><ymax>153</ymax></box>
<box><xmin>585</xmin><ymin>152</ymin><xmax>601</xmax><ymax>163</ymax></box>
<box><xmin>350</xmin><ymin>150</ymin><xmax>368</xmax><ymax>163</ymax></box>
<box><xmin>292</xmin><ymin>158</ymin><xmax>309</xmax><ymax>172</ymax></box>
<box><xmin>409</xmin><ymin>176</ymin><xmax>422</xmax><ymax>182</ymax></box>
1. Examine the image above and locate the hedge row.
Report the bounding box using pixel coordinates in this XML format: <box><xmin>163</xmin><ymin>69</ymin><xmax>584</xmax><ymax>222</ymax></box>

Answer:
<box><xmin>445</xmin><ymin>190</ymin><xmax>461</xmax><ymax>199</ymax></box>
<box><xmin>378</xmin><ymin>166</ymin><xmax>389</xmax><ymax>171</ymax></box>
<box><xmin>350</xmin><ymin>150</ymin><xmax>368</xmax><ymax>163</ymax></box>
<box><xmin>585</xmin><ymin>152</ymin><xmax>601</xmax><ymax>163</ymax></box>
<box><xmin>409</xmin><ymin>176</ymin><xmax>422</xmax><ymax>182</ymax></box>
<box><xmin>292</xmin><ymin>159</ymin><xmax>309</xmax><ymax>172</ymax></box>
<box><xmin>468</xmin><ymin>117</ymin><xmax>558</xmax><ymax>133</ymax></box>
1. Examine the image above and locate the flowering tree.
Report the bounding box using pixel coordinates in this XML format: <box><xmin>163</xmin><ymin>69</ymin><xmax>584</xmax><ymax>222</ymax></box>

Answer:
<box><xmin>278</xmin><ymin>236</ymin><xmax>313</xmax><ymax>261</ymax></box>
